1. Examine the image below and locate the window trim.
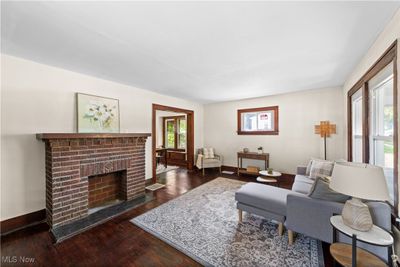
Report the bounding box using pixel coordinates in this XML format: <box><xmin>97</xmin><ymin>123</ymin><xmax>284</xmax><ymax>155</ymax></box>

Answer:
<box><xmin>347</xmin><ymin>40</ymin><xmax>398</xmax><ymax>212</ymax></box>
<box><xmin>237</xmin><ymin>106</ymin><xmax>279</xmax><ymax>135</ymax></box>
<box><xmin>162</xmin><ymin>115</ymin><xmax>186</xmax><ymax>150</ymax></box>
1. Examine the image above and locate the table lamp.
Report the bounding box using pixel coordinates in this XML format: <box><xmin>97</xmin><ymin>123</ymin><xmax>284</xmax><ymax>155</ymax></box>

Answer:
<box><xmin>330</xmin><ymin>163</ymin><xmax>390</xmax><ymax>232</ymax></box>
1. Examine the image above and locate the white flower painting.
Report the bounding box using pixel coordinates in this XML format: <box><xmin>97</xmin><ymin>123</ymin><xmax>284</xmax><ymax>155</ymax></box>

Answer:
<box><xmin>77</xmin><ymin>93</ymin><xmax>120</xmax><ymax>133</ymax></box>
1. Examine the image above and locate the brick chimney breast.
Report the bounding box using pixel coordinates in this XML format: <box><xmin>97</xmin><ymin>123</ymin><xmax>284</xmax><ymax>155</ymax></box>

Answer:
<box><xmin>37</xmin><ymin>133</ymin><xmax>150</xmax><ymax>229</ymax></box>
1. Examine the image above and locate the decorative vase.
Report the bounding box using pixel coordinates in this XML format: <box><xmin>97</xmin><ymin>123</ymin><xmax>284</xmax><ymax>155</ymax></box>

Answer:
<box><xmin>257</xmin><ymin>149</ymin><xmax>263</xmax><ymax>154</ymax></box>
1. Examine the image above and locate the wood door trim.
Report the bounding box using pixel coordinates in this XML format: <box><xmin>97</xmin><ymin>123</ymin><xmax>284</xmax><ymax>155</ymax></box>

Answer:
<box><xmin>152</xmin><ymin>104</ymin><xmax>194</xmax><ymax>184</ymax></box>
<box><xmin>237</xmin><ymin>106</ymin><xmax>279</xmax><ymax>135</ymax></box>
<box><xmin>346</xmin><ymin>40</ymin><xmax>398</xmax><ymax>213</ymax></box>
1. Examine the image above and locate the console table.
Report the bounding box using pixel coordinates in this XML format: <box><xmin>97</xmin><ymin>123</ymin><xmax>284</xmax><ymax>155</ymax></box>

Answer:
<box><xmin>237</xmin><ymin>152</ymin><xmax>269</xmax><ymax>176</ymax></box>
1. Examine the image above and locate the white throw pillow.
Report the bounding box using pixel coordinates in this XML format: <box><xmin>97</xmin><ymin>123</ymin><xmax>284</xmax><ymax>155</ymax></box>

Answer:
<box><xmin>309</xmin><ymin>160</ymin><xmax>334</xmax><ymax>180</ymax></box>
<box><xmin>306</xmin><ymin>159</ymin><xmax>313</xmax><ymax>176</ymax></box>
<box><xmin>203</xmin><ymin>148</ymin><xmax>215</xmax><ymax>159</ymax></box>
<box><xmin>306</xmin><ymin>158</ymin><xmax>323</xmax><ymax>176</ymax></box>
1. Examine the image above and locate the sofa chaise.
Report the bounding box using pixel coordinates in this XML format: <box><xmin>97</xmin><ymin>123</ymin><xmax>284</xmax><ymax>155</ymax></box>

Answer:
<box><xmin>235</xmin><ymin>166</ymin><xmax>392</xmax><ymax>262</ymax></box>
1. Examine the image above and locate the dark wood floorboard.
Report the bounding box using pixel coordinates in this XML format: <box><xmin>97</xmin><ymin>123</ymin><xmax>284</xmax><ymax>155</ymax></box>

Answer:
<box><xmin>1</xmin><ymin>169</ymin><xmax>333</xmax><ymax>267</ymax></box>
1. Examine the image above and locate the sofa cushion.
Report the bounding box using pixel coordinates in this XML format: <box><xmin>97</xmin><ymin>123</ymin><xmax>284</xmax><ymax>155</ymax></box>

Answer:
<box><xmin>294</xmin><ymin>174</ymin><xmax>314</xmax><ymax>185</ymax></box>
<box><xmin>235</xmin><ymin>183</ymin><xmax>297</xmax><ymax>216</ymax></box>
<box><xmin>292</xmin><ymin>181</ymin><xmax>313</xmax><ymax>194</ymax></box>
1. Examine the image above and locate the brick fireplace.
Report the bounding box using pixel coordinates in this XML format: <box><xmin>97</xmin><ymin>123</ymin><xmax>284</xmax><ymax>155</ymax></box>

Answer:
<box><xmin>88</xmin><ymin>171</ymin><xmax>124</xmax><ymax>209</ymax></box>
<box><xmin>37</xmin><ymin>133</ymin><xmax>150</xmax><ymax>230</ymax></box>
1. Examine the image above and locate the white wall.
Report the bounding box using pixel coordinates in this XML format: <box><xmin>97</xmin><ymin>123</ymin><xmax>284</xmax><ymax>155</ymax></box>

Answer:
<box><xmin>342</xmin><ymin>9</ymin><xmax>400</xmax><ymax>212</ymax></box>
<box><xmin>204</xmin><ymin>87</ymin><xmax>345</xmax><ymax>174</ymax></box>
<box><xmin>1</xmin><ymin>54</ymin><xmax>204</xmax><ymax>220</ymax></box>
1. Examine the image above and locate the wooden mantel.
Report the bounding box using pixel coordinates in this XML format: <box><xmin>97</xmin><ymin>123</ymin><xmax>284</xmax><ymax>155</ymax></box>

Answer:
<box><xmin>36</xmin><ymin>133</ymin><xmax>151</xmax><ymax>140</ymax></box>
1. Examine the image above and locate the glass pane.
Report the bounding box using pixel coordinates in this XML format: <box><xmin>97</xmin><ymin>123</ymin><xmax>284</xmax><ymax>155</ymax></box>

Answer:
<box><xmin>165</xmin><ymin>120</ymin><xmax>175</xmax><ymax>148</ymax></box>
<box><xmin>369</xmin><ymin>63</ymin><xmax>394</xmax><ymax>204</ymax></box>
<box><xmin>242</xmin><ymin>113</ymin><xmax>257</xmax><ymax>131</ymax></box>
<box><xmin>373</xmin><ymin>140</ymin><xmax>394</xmax><ymax>204</ymax></box>
<box><xmin>370</xmin><ymin>63</ymin><xmax>394</xmax><ymax>138</ymax></box>
<box><xmin>178</xmin><ymin>119</ymin><xmax>186</xmax><ymax>149</ymax></box>
<box><xmin>257</xmin><ymin>111</ymin><xmax>273</xmax><ymax>131</ymax></box>
<box><xmin>351</xmin><ymin>89</ymin><xmax>363</xmax><ymax>162</ymax></box>
<box><xmin>353</xmin><ymin>137</ymin><xmax>362</xmax><ymax>163</ymax></box>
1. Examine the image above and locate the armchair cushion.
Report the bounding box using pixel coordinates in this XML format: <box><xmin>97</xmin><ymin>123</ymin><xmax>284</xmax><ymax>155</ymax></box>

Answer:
<box><xmin>203</xmin><ymin>148</ymin><xmax>215</xmax><ymax>159</ymax></box>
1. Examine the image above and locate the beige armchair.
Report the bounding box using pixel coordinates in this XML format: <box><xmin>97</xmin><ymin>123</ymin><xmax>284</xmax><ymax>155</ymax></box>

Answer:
<box><xmin>196</xmin><ymin>148</ymin><xmax>223</xmax><ymax>176</ymax></box>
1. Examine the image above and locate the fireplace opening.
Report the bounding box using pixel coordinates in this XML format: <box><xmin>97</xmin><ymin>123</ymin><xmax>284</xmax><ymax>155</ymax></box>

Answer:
<box><xmin>88</xmin><ymin>171</ymin><xmax>125</xmax><ymax>213</ymax></box>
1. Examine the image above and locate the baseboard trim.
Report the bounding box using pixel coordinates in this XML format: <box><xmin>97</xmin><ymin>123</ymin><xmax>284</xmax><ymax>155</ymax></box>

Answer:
<box><xmin>221</xmin><ymin>165</ymin><xmax>237</xmax><ymax>173</ymax></box>
<box><xmin>0</xmin><ymin>167</ymin><xmax>294</xmax><ymax>235</ymax></box>
<box><xmin>1</xmin><ymin>209</ymin><xmax>46</xmax><ymax>236</ymax></box>
<box><xmin>222</xmin><ymin>165</ymin><xmax>295</xmax><ymax>175</ymax></box>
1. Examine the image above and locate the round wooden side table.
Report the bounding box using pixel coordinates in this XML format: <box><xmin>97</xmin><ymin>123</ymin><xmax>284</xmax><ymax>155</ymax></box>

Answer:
<box><xmin>330</xmin><ymin>215</ymin><xmax>393</xmax><ymax>267</ymax></box>
<box><xmin>257</xmin><ymin>170</ymin><xmax>282</xmax><ymax>185</ymax></box>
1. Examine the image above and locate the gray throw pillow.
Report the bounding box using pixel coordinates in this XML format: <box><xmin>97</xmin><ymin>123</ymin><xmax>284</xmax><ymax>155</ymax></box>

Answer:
<box><xmin>308</xmin><ymin>177</ymin><xmax>350</xmax><ymax>203</ymax></box>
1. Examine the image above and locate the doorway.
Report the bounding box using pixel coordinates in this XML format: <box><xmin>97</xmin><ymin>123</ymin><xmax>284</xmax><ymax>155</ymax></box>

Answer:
<box><xmin>152</xmin><ymin>104</ymin><xmax>194</xmax><ymax>184</ymax></box>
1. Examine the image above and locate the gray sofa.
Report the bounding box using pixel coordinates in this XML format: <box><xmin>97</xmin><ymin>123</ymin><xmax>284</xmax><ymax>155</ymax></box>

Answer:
<box><xmin>288</xmin><ymin>166</ymin><xmax>391</xmax><ymax>262</ymax></box>
<box><xmin>235</xmin><ymin>165</ymin><xmax>392</xmax><ymax>263</ymax></box>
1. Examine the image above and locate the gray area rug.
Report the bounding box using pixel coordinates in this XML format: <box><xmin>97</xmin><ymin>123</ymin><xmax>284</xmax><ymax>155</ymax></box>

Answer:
<box><xmin>131</xmin><ymin>177</ymin><xmax>324</xmax><ymax>267</ymax></box>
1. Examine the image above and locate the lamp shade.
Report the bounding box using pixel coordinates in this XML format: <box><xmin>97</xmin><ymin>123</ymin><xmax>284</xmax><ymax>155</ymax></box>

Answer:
<box><xmin>330</xmin><ymin>163</ymin><xmax>389</xmax><ymax>201</ymax></box>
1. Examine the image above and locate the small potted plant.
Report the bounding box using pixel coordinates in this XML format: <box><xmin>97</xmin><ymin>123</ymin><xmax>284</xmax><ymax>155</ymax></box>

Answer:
<box><xmin>257</xmin><ymin>146</ymin><xmax>263</xmax><ymax>154</ymax></box>
<box><xmin>267</xmin><ymin>167</ymin><xmax>273</xmax><ymax>175</ymax></box>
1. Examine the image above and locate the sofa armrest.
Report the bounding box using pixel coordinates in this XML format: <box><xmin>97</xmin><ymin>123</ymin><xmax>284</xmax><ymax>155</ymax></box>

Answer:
<box><xmin>297</xmin><ymin>166</ymin><xmax>307</xmax><ymax>175</ymax></box>
<box><xmin>286</xmin><ymin>194</ymin><xmax>343</xmax><ymax>243</ymax></box>
<box><xmin>287</xmin><ymin>194</ymin><xmax>392</xmax><ymax>262</ymax></box>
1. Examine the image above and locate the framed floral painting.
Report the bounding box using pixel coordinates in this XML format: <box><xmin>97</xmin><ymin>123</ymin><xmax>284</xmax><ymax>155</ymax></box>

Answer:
<box><xmin>76</xmin><ymin>93</ymin><xmax>120</xmax><ymax>133</ymax></box>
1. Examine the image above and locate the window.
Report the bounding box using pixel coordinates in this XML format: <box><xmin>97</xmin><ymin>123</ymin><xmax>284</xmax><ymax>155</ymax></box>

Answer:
<box><xmin>347</xmin><ymin>41</ymin><xmax>398</xmax><ymax>209</ymax></box>
<box><xmin>165</xmin><ymin>119</ymin><xmax>175</xmax><ymax>149</ymax></box>
<box><xmin>178</xmin><ymin>119</ymin><xmax>186</xmax><ymax>149</ymax></box>
<box><xmin>369</xmin><ymin>64</ymin><xmax>394</xmax><ymax>204</ymax></box>
<box><xmin>163</xmin><ymin>116</ymin><xmax>186</xmax><ymax>150</ymax></box>
<box><xmin>237</xmin><ymin>106</ymin><xmax>279</xmax><ymax>135</ymax></box>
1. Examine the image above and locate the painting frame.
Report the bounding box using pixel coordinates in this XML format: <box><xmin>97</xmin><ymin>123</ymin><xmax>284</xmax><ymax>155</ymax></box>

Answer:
<box><xmin>76</xmin><ymin>93</ymin><xmax>120</xmax><ymax>133</ymax></box>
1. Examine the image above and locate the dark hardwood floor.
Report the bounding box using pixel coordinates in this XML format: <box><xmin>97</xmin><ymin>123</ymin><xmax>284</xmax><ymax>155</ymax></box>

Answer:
<box><xmin>1</xmin><ymin>169</ymin><xmax>333</xmax><ymax>267</ymax></box>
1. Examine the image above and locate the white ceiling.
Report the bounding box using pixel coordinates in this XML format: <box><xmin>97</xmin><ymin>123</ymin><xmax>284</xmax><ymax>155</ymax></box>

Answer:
<box><xmin>2</xmin><ymin>1</ymin><xmax>399</xmax><ymax>103</ymax></box>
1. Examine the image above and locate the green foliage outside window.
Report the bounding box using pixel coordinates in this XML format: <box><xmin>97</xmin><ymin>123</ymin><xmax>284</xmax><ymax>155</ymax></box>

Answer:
<box><xmin>178</xmin><ymin>119</ymin><xmax>187</xmax><ymax>149</ymax></box>
<box><xmin>166</xmin><ymin>120</ymin><xmax>175</xmax><ymax>148</ymax></box>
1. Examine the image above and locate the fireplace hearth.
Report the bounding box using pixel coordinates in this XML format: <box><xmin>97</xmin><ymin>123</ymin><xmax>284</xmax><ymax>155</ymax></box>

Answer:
<box><xmin>37</xmin><ymin>133</ymin><xmax>151</xmax><ymax>242</ymax></box>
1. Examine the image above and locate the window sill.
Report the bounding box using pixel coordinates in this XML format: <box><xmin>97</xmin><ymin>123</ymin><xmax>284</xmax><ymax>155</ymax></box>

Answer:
<box><xmin>237</xmin><ymin>130</ymin><xmax>279</xmax><ymax>135</ymax></box>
